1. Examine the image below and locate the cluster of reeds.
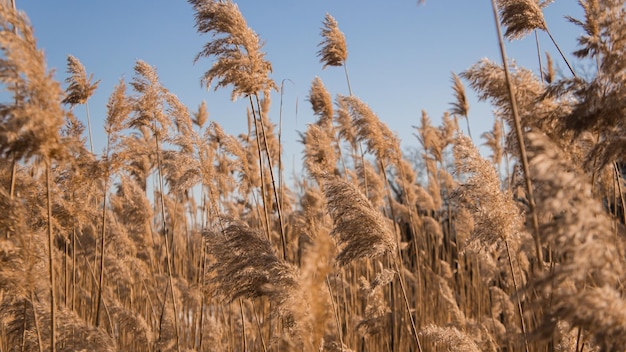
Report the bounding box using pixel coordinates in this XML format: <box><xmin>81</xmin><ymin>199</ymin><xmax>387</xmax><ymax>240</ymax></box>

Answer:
<box><xmin>1</xmin><ymin>0</ymin><xmax>625</xmax><ymax>351</ymax></box>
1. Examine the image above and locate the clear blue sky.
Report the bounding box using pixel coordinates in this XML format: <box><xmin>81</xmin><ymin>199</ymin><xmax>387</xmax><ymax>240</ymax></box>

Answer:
<box><xmin>14</xmin><ymin>1</ymin><xmax>584</xmax><ymax>179</ymax></box>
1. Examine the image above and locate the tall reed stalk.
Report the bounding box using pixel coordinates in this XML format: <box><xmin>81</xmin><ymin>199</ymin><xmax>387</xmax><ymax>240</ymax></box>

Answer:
<box><xmin>490</xmin><ymin>0</ymin><xmax>543</xmax><ymax>271</ymax></box>
<box><xmin>45</xmin><ymin>161</ymin><xmax>56</xmax><ymax>352</ymax></box>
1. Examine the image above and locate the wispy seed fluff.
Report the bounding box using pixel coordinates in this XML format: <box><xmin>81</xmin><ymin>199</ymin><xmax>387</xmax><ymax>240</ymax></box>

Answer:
<box><xmin>62</xmin><ymin>55</ymin><xmax>100</xmax><ymax>106</ymax></box>
<box><xmin>525</xmin><ymin>131</ymin><xmax>626</xmax><ymax>348</ymax></box>
<box><xmin>0</xmin><ymin>5</ymin><xmax>65</xmax><ymax>161</ymax></box>
<box><xmin>450</xmin><ymin>72</ymin><xmax>470</xmax><ymax>118</ymax></box>
<box><xmin>317</xmin><ymin>13</ymin><xmax>348</xmax><ymax>68</ymax></box>
<box><xmin>526</xmin><ymin>131</ymin><xmax>623</xmax><ymax>286</ymax></box>
<box><xmin>301</xmin><ymin>124</ymin><xmax>338</xmax><ymax>177</ymax></box>
<box><xmin>452</xmin><ymin>136</ymin><xmax>523</xmax><ymax>246</ymax></box>
<box><xmin>308</xmin><ymin>77</ymin><xmax>334</xmax><ymax>129</ymax></box>
<box><xmin>188</xmin><ymin>0</ymin><xmax>276</xmax><ymax>100</ymax></box>
<box><xmin>419</xmin><ymin>324</ymin><xmax>481</xmax><ymax>352</ymax></box>
<box><xmin>320</xmin><ymin>173</ymin><xmax>396</xmax><ymax>266</ymax></box>
<box><xmin>339</xmin><ymin>95</ymin><xmax>400</xmax><ymax>163</ymax></box>
<box><xmin>203</xmin><ymin>220</ymin><xmax>304</xmax><ymax>332</ymax></box>
<box><xmin>497</xmin><ymin>0</ymin><xmax>548</xmax><ymax>40</ymax></box>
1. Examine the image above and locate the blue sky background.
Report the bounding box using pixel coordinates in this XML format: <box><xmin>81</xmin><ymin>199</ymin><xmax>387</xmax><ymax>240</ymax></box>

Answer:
<box><xmin>13</xmin><ymin>1</ymin><xmax>585</xmax><ymax>180</ymax></box>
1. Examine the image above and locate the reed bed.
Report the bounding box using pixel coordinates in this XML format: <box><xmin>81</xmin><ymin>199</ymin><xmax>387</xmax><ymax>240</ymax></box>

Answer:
<box><xmin>1</xmin><ymin>0</ymin><xmax>625</xmax><ymax>351</ymax></box>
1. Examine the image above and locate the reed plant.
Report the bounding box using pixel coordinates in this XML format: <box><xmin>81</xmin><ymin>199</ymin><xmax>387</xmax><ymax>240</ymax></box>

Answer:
<box><xmin>1</xmin><ymin>1</ymin><xmax>625</xmax><ymax>351</ymax></box>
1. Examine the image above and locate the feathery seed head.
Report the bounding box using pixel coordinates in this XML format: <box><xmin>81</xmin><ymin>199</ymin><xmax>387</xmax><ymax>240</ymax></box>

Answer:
<box><xmin>340</xmin><ymin>95</ymin><xmax>401</xmax><ymax>163</ymax></box>
<box><xmin>104</xmin><ymin>79</ymin><xmax>131</xmax><ymax>137</ymax></box>
<box><xmin>334</xmin><ymin>97</ymin><xmax>358</xmax><ymax>152</ymax></box>
<box><xmin>0</xmin><ymin>6</ymin><xmax>65</xmax><ymax>161</ymax></box>
<box><xmin>203</xmin><ymin>220</ymin><xmax>308</xmax><ymax>338</ymax></box>
<box><xmin>547</xmin><ymin>286</ymin><xmax>626</xmax><ymax>350</ymax></box>
<box><xmin>497</xmin><ymin>0</ymin><xmax>548</xmax><ymax>40</ymax></box>
<box><xmin>463</xmin><ymin>58</ymin><xmax>554</xmax><ymax>136</ymax></box>
<box><xmin>301</xmin><ymin>124</ymin><xmax>338</xmax><ymax>178</ymax></box>
<box><xmin>414</xmin><ymin>110</ymin><xmax>444</xmax><ymax>162</ymax></box>
<box><xmin>481</xmin><ymin>116</ymin><xmax>504</xmax><ymax>167</ymax></box>
<box><xmin>308</xmin><ymin>77</ymin><xmax>334</xmax><ymax>129</ymax></box>
<box><xmin>419</xmin><ymin>325</ymin><xmax>481</xmax><ymax>351</ymax></box>
<box><xmin>320</xmin><ymin>173</ymin><xmax>396</xmax><ymax>266</ymax></box>
<box><xmin>193</xmin><ymin>100</ymin><xmax>209</xmax><ymax>128</ymax></box>
<box><xmin>62</xmin><ymin>55</ymin><xmax>99</xmax><ymax>106</ymax></box>
<box><xmin>165</xmin><ymin>91</ymin><xmax>193</xmax><ymax>135</ymax></box>
<box><xmin>543</xmin><ymin>51</ymin><xmax>555</xmax><ymax>84</ymax></box>
<box><xmin>568</xmin><ymin>0</ymin><xmax>601</xmax><ymax>59</ymax></box>
<box><xmin>526</xmin><ymin>131</ymin><xmax>623</xmax><ymax>286</ymax></box>
<box><xmin>453</xmin><ymin>136</ymin><xmax>523</xmax><ymax>245</ymax></box>
<box><xmin>450</xmin><ymin>72</ymin><xmax>470</xmax><ymax>117</ymax></box>
<box><xmin>189</xmin><ymin>0</ymin><xmax>276</xmax><ymax>100</ymax></box>
<box><xmin>317</xmin><ymin>13</ymin><xmax>348</xmax><ymax>68</ymax></box>
<box><xmin>129</xmin><ymin>60</ymin><xmax>172</xmax><ymax>138</ymax></box>
<box><xmin>204</xmin><ymin>220</ymin><xmax>300</xmax><ymax>302</ymax></box>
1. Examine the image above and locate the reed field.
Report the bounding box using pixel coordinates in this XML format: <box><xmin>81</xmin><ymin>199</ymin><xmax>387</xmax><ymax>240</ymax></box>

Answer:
<box><xmin>1</xmin><ymin>0</ymin><xmax>625</xmax><ymax>351</ymax></box>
